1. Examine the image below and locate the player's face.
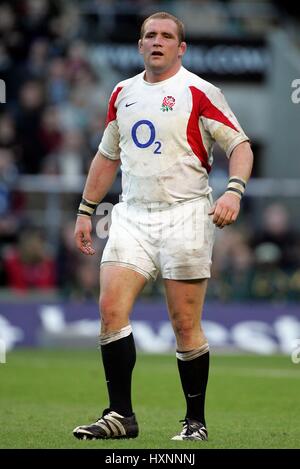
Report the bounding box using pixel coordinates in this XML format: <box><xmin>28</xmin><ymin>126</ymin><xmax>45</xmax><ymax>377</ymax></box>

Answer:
<box><xmin>139</xmin><ymin>19</ymin><xmax>186</xmax><ymax>80</ymax></box>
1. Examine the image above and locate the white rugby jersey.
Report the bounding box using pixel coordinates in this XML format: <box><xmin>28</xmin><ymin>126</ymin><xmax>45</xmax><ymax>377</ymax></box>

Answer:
<box><xmin>99</xmin><ymin>66</ymin><xmax>249</xmax><ymax>205</ymax></box>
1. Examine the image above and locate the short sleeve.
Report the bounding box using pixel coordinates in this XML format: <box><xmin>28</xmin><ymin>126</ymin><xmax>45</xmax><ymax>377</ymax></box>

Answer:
<box><xmin>201</xmin><ymin>87</ymin><xmax>249</xmax><ymax>158</ymax></box>
<box><xmin>98</xmin><ymin>120</ymin><xmax>120</xmax><ymax>160</ymax></box>
<box><xmin>98</xmin><ymin>85</ymin><xmax>123</xmax><ymax>160</ymax></box>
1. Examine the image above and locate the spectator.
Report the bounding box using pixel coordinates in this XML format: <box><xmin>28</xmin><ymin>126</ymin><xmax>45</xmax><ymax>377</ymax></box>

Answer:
<box><xmin>43</xmin><ymin>129</ymin><xmax>86</xmax><ymax>177</ymax></box>
<box><xmin>251</xmin><ymin>242</ymin><xmax>290</xmax><ymax>301</ymax></box>
<box><xmin>3</xmin><ymin>227</ymin><xmax>56</xmax><ymax>291</ymax></box>
<box><xmin>38</xmin><ymin>105</ymin><xmax>63</xmax><ymax>155</ymax></box>
<box><xmin>251</xmin><ymin>203</ymin><xmax>300</xmax><ymax>270</ymax></box>
<box><xmin>56</xmin><ymin>221</ymin><xmax>104</xmax><ymax>300</ymax></box>
<box><xmin>0</xmin><ymin>147</ymin><xmax>20</xmax><ymax>247</ymax></box>
<box><xmin>46</xmin><ymin>57</ymin><xmax>69</xmax><ymax>105</ymax></box>
<box><xmin>56</xmin><ymin>221</ymin><xmax>82</xmax><ymax>297</ymax></box>
<box><xmin>24</xmin><ymin>38</ymin><xmax>50</xmax><ymax>80</ymax></box>
<box><xmin>0</xmin><ymin>113</ymin><xmax>20</xmax><ymax>155</ymax></box>
<box><xmin>15</xmin><ymin>79</ymin><xmax>45</xmax><ymax>173</ymax></box>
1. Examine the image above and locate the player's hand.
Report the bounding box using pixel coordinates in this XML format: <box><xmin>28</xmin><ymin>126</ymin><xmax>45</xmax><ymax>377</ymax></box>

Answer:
<box><xmin>74</xmin><ymin>216</ymin><xmax>95</xmax><ymax>255</ymax></box>
<box><xmin>208</xmin><ymin>192</ymin><xmax>241</xmax><ymax>229</ymax></box>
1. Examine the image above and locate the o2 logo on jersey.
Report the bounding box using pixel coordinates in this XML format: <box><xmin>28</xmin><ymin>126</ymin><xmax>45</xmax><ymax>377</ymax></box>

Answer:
<box><xmin>131</xmin><ymin>120</ymin><xmax>162</xmax><ymax>154</ymax></box>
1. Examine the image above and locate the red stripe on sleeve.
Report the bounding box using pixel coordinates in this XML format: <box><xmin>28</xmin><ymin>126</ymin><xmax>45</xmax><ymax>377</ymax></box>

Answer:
<box><xmin>190</xmin><ymin>85</ymin><xmax>238</xmax><ymax>132</ymax></box>
<box><xmin>187</xmin><ymin>86</ymin><xmax>239</xmax><ymax>173</ymax></box>
<box><xmin>105</xmin><ymin>86</ymin><xmax>123</xmax><ymax>127</ymax></box>
<box><xmin>187</xmin><ymin>87</ymin><xmax>211</xmax><ymax>173</ymax></box>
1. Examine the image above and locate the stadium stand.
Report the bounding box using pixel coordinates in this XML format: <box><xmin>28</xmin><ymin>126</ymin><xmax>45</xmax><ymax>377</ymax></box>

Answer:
<box><xmin>0</xmin><ymin>0</ymin><xmax>300</xmax><ymax>302</ymax></box>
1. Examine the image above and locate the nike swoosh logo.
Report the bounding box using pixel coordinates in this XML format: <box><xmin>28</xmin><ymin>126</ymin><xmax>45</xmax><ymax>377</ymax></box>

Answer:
<box><xmin>125</xmin><ymin>102</ymin><xmax>137</xmax><ymax>107</ymax></box>
<box><xmin>187</xmin><ymin>393</ymin><xmax>201</xmax><ymax>398</ymax></box>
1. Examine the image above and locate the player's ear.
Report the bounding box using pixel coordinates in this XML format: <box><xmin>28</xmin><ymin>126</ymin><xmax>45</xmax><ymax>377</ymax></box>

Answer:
<box><xmin>178</xmin><ymin>41</ymin><xmax>187</xmax><ymax>58</ymax></box>
<box><xmin>138</xmin><ymin>39</ymin><xmax>143</xmax><ymax>54</ymax></box>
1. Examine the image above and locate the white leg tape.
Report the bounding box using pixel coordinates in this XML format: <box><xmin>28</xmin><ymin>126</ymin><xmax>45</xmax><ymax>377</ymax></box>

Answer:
<box><xmin>176</xmin><ymin>343</ymin><xmax>209</xmax><ymax>361</ymax></box>
<box><xmin>99</xmin><ymin>324</ymin><xmax>132</xmax><ymax>346</ymax></box>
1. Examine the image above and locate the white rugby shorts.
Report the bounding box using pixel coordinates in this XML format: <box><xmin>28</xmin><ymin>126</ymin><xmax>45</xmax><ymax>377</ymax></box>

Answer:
<box><xmin>100</xmin><ymin>196</ymin><xmax>215</xmax><ymax>280</ymax></box>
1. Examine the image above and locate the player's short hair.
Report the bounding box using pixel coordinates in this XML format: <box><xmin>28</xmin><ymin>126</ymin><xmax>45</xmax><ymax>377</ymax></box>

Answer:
<box><xmin>140</xmin><ymin>12</ymin><xmax>185</xmax><ymax>44</ymax></box>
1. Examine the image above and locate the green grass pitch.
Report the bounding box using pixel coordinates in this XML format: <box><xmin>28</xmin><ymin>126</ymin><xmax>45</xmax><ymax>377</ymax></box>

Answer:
<box><xmin>0</xmin><ymin>350</ymin><xmax>299</xmax><ymax>449</ymax></box>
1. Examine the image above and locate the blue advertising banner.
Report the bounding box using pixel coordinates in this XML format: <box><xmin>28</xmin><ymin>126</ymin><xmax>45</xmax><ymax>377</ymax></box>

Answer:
<box><xmin>0</xmin><ymin>301</ymin><xmax>300</xmax><ymax>355</ymax></box>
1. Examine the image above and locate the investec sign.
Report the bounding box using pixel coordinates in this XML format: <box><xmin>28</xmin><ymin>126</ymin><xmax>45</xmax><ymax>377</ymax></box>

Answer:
<box><xmin>90</xmin><ymin>38</ymin><xmax>270</xmax><ymax>81</ymax></box>
<box><xmin>0</xmin><ymin>302</ymin><xmax>300</xmax><ymax>354</ymax></box>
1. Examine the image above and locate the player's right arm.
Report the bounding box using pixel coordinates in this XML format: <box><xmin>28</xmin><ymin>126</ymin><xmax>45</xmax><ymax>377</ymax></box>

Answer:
<box><xmin>74</xmin><ymin>151</ymin><xmax>120</xmax><ymax>255</ymax></box>
<box><xmin>75</xmin><ymin>82</ymin><xmax>122</xmax><ymax>255</ymax></box>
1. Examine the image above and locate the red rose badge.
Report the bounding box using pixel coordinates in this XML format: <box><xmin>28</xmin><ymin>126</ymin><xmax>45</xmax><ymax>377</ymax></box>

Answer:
<box><xmin>161</xmin><ymin>96</ymin><xmax>175</xmax><ymax>112</ymax></box>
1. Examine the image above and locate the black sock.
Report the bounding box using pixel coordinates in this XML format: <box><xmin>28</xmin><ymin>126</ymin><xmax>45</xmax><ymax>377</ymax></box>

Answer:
<box><xmin>177</xmin><ymin>350</ymin><xmax>209</xmax><ymax>426</ymax></box>
<box><xmin>101</xmin><ymin>333</ymin><xmax>136</xmax><ymax>417</ymax></box>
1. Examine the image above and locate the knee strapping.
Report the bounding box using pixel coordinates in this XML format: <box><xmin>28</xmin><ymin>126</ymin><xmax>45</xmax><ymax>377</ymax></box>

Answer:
<box><xmin>176</xmin><ymin>343</ymin><xmax>209</xmax><ymax>361</ymax></box>
<box><xmin>99</xmin><ymin>324</ymin><xmax>132</xmax><ymax>346</ymax></box>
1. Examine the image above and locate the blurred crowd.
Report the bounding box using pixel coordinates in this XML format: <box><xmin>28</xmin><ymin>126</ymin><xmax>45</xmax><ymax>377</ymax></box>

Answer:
<box><xmin>0</xmin><ymin>0</ymin><xmax>117</xmax><ymax>300</ymax></box>
<box><xmin>208</xmin><ymin>203</ymin><xmax>300</xmax><ymax>302</ymax></box>
<box><xmin>0</xmin><ymin>0</ymin><xmax>300</xmax><ymax>302</ymax></box>
<box><xmin>1</xmin><ymin>199</ymin><xmax>300</xmax><ymax>302</ymax></box>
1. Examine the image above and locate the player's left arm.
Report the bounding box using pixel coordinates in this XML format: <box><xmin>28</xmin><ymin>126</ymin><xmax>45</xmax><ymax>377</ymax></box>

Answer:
<box><xmin>209</xmin><ymin>141</ymin><xmax>253</xmax><ymax>228</ymax></box>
